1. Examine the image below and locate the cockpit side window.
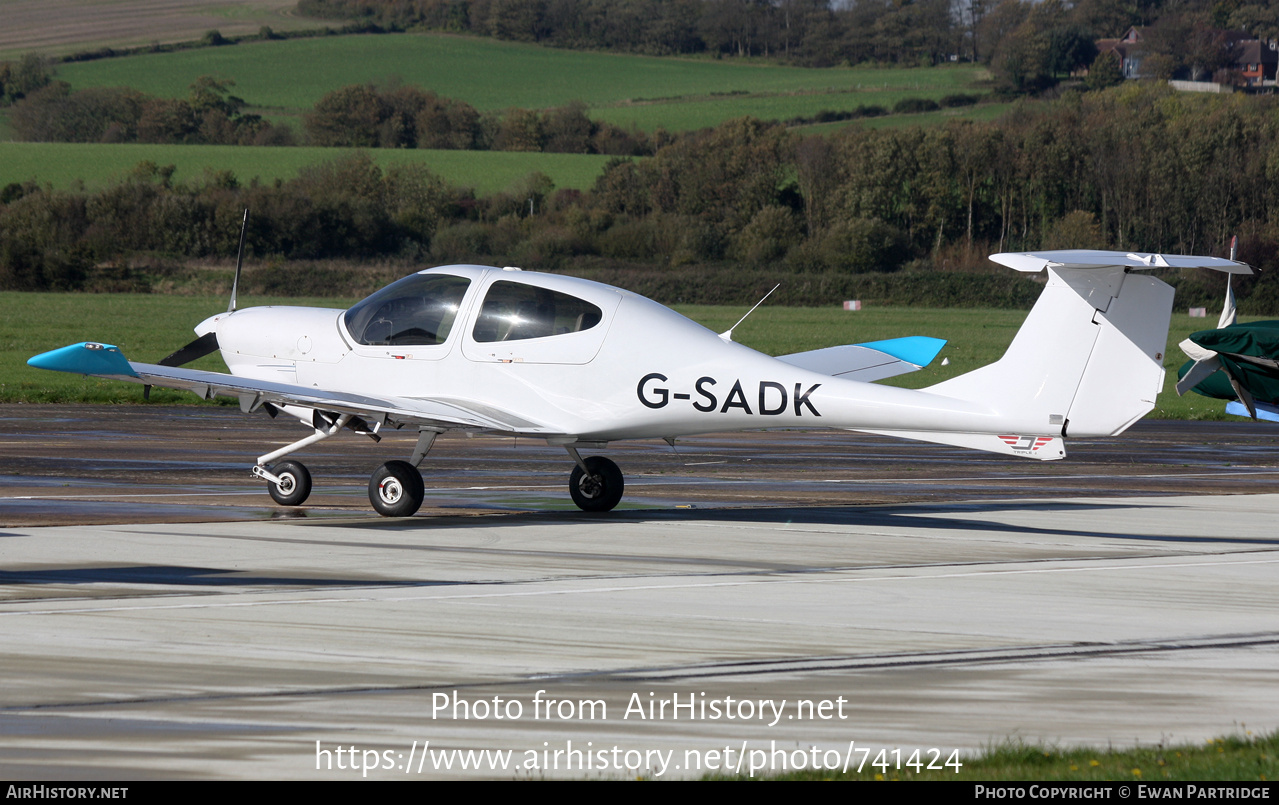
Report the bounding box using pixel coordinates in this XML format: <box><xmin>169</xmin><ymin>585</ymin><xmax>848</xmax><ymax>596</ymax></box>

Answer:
<box><xmin>344</xmin><ymin>274</ymin><xmax>471</xmax><ymax>346</ymax></box>
<box><xmin>472</xmin><ymin>281</ymin><xmax>603</xmax><ymax>343</ymax></box>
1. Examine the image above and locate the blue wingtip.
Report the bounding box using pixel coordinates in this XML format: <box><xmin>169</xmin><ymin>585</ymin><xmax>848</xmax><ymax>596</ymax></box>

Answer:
<box><xmin>854</xmin><ymin>336</ymin><xmax>947</xmax><ymax>367</ymax></box>
<box><xmin>28</xmin><ymin>342</ymin><xmax>138</xmax><ymax>377</ymax></box>
<box><xmin>1225</xmin><ymin>400</ymin><xmax>1279</xmax><ymax>422</ymax></box>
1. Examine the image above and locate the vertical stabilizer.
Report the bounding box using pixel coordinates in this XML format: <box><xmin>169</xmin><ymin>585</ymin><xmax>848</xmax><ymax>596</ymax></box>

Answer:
<box><xmin>925</xmin><ymin>264</ymin><xmax>1173</xmax><ymax>438</ymax></box>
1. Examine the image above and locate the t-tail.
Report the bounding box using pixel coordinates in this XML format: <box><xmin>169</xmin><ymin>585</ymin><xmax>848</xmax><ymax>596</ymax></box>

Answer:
<box><xmin>856</xmin><ymin>250</ymin><xmax>1250</xmax><ymax>460</ymax></box>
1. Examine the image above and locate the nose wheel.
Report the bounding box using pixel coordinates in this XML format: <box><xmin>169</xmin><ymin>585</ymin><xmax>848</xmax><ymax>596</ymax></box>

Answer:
<box><xmin>266</xmin><ymin>460</ymin><xmax>312</xmax><ymax>506</ymax></box>
<box><xmin>569</xmin><ymin>456</ymin><xmax>624</xmax><ymax>512</ymax></box>
<box><xmin>369</xmin><ymin>460</ymin><xmax>425</xmax><ymax>517</ymax></box>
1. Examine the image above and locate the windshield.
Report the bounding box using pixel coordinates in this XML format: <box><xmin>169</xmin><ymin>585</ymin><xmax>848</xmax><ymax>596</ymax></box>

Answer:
<box><xmin>344</xmin><ymin>273</ymin><xmax>471</xmax><ymax>346</ymax></box>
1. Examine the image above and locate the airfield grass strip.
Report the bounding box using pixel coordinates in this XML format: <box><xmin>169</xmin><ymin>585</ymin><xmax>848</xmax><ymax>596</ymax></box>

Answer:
<box><xmin>735</xmin><ymin>730</ymin><xmax>1278</xmax><ymax>781</ymax></box>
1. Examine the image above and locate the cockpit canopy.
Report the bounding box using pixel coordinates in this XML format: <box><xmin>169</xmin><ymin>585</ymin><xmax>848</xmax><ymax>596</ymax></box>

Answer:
<box><xmin>472</xmin><ymin>280</ymin><xmax>602</xmax><ymax>343</ymax></box>
<box><xmin>344</xmin><ymin>271</ymin><xmax>604</xmax><ymax>347</ymax></box>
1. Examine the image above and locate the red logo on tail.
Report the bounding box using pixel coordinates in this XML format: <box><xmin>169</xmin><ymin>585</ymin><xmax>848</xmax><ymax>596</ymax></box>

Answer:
<box><xmin>998</xmin><ymin>435</ymin><xmax>1053</xmax><ymax>453</ymax></box>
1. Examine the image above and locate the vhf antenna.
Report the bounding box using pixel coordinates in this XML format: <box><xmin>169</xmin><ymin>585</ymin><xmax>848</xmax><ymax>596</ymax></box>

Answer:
<box><xmin>720</xmin><ymin>283</ymin><xmax>780</xmax><ymax>342</ymax></box>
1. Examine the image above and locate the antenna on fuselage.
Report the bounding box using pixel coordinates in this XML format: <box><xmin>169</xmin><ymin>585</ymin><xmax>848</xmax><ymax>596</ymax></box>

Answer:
<box><xmin>720</xmin><ymin>283</ymin><xmax>780</xmax><ymax>342</ymax></box>
<box><xmin>1220</xmin><ymin>234</ymin><xmax>1238</xmax><ymax>328</ymax></box>
<box><xmin>228</xmin><ymin>208</ymin><xmax>249</xmax><ymax>314</ymax></box>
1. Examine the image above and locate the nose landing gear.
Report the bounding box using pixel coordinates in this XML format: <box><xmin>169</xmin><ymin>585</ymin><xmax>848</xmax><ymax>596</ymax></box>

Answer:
<box><xmin>265</xmin><ymin>460</ymin><xmax>312</xmax><ymax>506</ymax></box>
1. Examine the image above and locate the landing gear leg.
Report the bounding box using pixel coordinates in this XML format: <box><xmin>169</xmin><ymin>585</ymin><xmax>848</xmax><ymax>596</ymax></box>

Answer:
<box><xmin>410</xmin><ymin>428</ymin><xmax>443</xmax><ymax>467</ymax></box>
<box><xmin>362</xmin><ymin>427</ymin><xmax>439</xmax><ymax>517</ymax></box>
<box><xmin>565</xmin><ymin>448</ymin><xmax>624</xmax><ymax>512</ymax></box>
<box><xmin>252</xmin><ymin>413</ymin><xmax>351</xmax><ymax>507</ymax></box>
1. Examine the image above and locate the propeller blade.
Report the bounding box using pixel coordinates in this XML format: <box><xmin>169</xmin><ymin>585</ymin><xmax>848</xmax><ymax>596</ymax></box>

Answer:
<box><xmin>1227</xmin><ymin>372</ymin><xmax>1258</xmax><ymax>420</ymax></box>
<box><xmin>145</xmin><ymin>331</ymin><xmax>221</xmax><ymax>400</ymax></box>
<box><xmin>158</xmin><ymin>332</ymin><xmax>220</xmax><ymax>368</ymax></box>
<box><xmin>1175</xmin><ymin>355</ymin><xmax>1222</xmax><ymax>396</ymax></box>
<box><xmin>149</xmin><ymin>212</ymin><xmax>243</xmax><ymax>400</ymax></box>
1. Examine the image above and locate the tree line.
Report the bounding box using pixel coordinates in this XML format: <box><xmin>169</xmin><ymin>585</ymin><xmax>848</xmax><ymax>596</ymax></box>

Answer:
<box><xmin>304</xmin><ymin>85</ymin><xmax>653</xmax><ymax>154</ymax></box>
<box><xmin>8</xmin><ymin>76</ymin><xmax>294</xmax><ymax>146</ymax></box>
<box><xmin>4</xmin><ymin>82</ymin><xmax>1279</xmax><ymax>311</ymax></box>
<box><xmin>296</xmin><ymin>0</ymin><xmax>1279</xmax><ymax>91</ymax></box>
<box><xmin>6</xmin><ymin>74</ymin><xmax>654</xmax><ymax>155</ymax></box>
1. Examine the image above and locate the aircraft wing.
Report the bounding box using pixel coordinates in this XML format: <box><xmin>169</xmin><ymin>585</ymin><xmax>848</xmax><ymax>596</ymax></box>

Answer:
<box><xmin>1226</xmin><ymin>400</ymin><xmax>1279</xmax><ymax>422</ymax></box>
<box><xmin>27</xmin><ymin>342</ymin><xmax>553</xmax><ymax>434</ymax></box>
<box><xmin>777</xmin><ymin>336</ymin><xmax>946</xmax><ymax>383</ymax></box>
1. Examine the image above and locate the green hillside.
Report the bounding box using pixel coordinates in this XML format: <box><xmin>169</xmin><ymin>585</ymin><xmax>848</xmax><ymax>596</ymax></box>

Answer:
<box><xmin>54</xmin><ymin>33</ymin><xmax>988</xmax><ymax>132</ymax></box>
<box><xmin>0</xmin><ymin>34</ymin><xmax>993</xmax><ymax>190</ymax></box>
<box><xmin>0</xmin><ymin>142</ymin><xmax>613</xmax><ymax>193</ymax></box>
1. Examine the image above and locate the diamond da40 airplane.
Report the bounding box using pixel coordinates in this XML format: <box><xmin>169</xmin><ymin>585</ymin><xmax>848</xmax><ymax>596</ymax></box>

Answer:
<box><xmin>29</xmin><ymin>250</ymin><xmax>1247</xmax><ymax>516</ymax></box>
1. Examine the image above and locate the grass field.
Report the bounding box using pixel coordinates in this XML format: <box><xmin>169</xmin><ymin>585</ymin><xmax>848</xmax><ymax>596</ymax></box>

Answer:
<box><xmin>0</xmin><ymin>141</ymin><xmax>615</xmax><ymax>193</ymax></box>
<box><xmin>851</xmin><ymin>99</ymin><xmax>1015</xmax><ymax>129</ymax></box>
<box><xmin>592</xmin><ymin>85</ymin><xmax>991</xmax><ymax>132</ymax></box>
<box><xmin>52</xmin><ymin>33</ymin><xmax>988</xmax><ymax>133</ymax></box>
<box><xmin>758</xmin><ymin>730</ymin><xmax>1276</xmax><ymax>781</ymax></box>
<box><xmin>789</xmin><ymin>99</ymin><xmax>1015</xmax><ymax>135</ymax></box>
<box><xmin>1</xmin><ymin>291</ymin><xmax>1252</xmax><ymax>420</ymax></box>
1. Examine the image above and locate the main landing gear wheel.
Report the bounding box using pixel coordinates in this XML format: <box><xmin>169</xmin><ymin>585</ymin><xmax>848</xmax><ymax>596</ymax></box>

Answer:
<box><xmin>267</xmin><ymin>460</ymin><xmax>312</xmax><ymax>506</ymax></box>
<box><xmin>569</xmin><ymin>456</ymin><xmax>624</xmax><ymax>512</ymax></box>
<box><xmin>368</xmin><ymin>460</ymin><xmax>425</xmax><ymax>517</ymax></box>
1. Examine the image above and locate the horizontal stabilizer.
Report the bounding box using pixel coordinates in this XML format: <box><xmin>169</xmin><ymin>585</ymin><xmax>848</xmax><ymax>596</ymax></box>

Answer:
<box><xmin>990</xmin><ymin>250</ymin><xmax>1252</xmax><ymax>274</ymax></box>
<box><xmin>854</xmin><ymin>429</ymin><xmax>1066</xmax><ymax>460</ymax></box>
<box><xmin>778</xmin><ymin>336</ymin><xmax>945</xmax><ymax>383</ymax></box>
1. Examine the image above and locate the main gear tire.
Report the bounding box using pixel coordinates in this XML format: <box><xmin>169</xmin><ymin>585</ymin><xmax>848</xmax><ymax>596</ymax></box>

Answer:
<box><xmin>568</xmin><ymin>456</ymin><xmax>624</xmax><ymax>512</ymax></box>
<box><xmin>369</xmin><ymin>460</ymin><xmax>425</xmax><ymax>517</ymax></box>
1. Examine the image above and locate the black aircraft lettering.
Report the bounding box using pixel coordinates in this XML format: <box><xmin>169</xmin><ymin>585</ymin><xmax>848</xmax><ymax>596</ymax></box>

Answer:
<box><xmin>794</xmin><ymin>383</ymin><xmax>821</xmax><ymax>416</ymax></box>
<box><xmin>720</xmin><ymin>380</ymin><xmax>752</xmax><ymax>414</ymax></box>
<box><xmin>759</xmin><ymin>381</ymin><xmax>787</xmax><ymax>415</ymax></box>
<box><xmin>637</xmin><ymin>373</ymin><xmax>668</xmax><ymax>409</ymax></box>
<box><xmin>693</xmin><ymin>376</ymin><xmax>717</xmax><ymax>412</ymax></box>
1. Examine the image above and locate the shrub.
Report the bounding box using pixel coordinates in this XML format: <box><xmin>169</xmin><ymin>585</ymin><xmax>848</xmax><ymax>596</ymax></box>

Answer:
<box><xmin>892</xmin><ymin>98</ymin><xmax>940</xmax><ymax>115</ymax></box>
<box><xmin>730</xmin><ymin>205</ymin><xmax>802</xmax><ymax>265</ymax></box>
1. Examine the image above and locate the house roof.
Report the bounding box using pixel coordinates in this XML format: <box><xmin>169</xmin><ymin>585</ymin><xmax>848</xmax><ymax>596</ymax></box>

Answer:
<box><xmin>1235</xmin><ymin>39</ymin><xmax>1279</xmax><ymax>67</ymax></box>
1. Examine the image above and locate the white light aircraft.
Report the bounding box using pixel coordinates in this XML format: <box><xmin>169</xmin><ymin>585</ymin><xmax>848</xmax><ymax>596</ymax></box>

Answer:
<box><xmin>28</xmin><ymin>250</ymin><xmax>1248</xmax><ymax>517</ymax></box>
